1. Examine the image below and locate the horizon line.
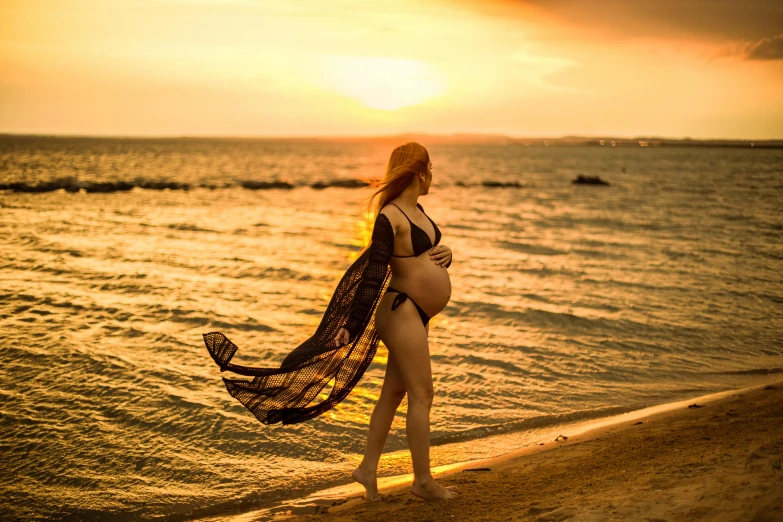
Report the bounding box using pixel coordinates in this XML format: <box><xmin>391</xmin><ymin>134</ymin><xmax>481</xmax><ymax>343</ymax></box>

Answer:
<box><xmin>0</xmin><ymin>131</ymin><xmax>781</xmax><ymax>143</ymax></box>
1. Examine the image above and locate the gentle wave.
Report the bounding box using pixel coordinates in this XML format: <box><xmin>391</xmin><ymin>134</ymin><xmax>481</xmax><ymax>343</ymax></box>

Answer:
<box><xmin>713</xmin><ymin>367</ymin><xmax>783</xmax><ymax>376</ymax></box>
<box><xmin>430</xmin><ymin>403</ymin><xmax>645</xmax><ymax>447</ymax></box>
<box><xmin>448</xmin><ymin>300</ymin><xmax>643</xmax><ymax>332</ymax></box>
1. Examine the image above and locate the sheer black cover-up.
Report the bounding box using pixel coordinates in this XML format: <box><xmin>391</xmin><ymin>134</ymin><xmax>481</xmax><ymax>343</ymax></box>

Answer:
<box><xmin>203</xmin><ymin>213</ymin><xmax>396</xmax><ymax>425</ymax></box>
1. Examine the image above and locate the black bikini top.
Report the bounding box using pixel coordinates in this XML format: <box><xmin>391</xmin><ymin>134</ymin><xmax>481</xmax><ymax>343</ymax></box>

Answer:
<box><xmin>388</xmin><ymin>202</ymin><xmax>441</xmax><ymax>258</ymax></box>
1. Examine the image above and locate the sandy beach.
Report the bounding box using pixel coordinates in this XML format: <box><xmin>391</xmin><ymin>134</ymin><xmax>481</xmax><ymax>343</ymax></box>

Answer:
<box><xmin>296</xmin><ymin>380</ymin><xmax>783</xmax><ymax>521</ymax></box>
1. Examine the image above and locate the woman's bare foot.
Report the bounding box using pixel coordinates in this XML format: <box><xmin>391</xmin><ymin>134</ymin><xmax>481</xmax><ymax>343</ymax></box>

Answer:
<box><xmin>352</xmin><ymin>465</ymin><xmax>381</xmax><ymax>501</ymax></box>
<box><xmin>410</xmin><ymin>477</ymin><xmax>458</xmax><ymax>500</ymax></box>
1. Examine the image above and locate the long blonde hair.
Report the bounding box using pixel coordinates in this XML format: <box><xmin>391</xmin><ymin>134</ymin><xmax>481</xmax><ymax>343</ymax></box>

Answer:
<box><xmin>363</xmin><ymin>142</ymin><xmax>430</xmax><ymax>218</ymax></box>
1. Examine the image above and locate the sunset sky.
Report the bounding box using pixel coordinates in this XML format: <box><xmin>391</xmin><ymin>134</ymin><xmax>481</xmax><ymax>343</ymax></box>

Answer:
<box><xmin>1</xmin><ymin>0</ymin><xmax>782</xmax><ymax>139</ymax></box>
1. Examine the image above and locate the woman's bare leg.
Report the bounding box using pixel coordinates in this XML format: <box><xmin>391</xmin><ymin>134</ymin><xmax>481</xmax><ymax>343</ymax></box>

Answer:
<box><xmin>352</xmin><ymin>351</ymin><xmax>406</xmax><ymax>501</ymax></box>
<box><xmin>379</xmin><ymin>301</ymin><xmax>456</xmax><ymax>500</ymax></box>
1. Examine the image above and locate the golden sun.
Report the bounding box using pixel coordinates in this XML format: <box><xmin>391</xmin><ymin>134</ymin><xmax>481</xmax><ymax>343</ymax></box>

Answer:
<box><xmin>320</xmin><ymin>55</ymin><xmax>445</xmax><ymax>111</ymax></box>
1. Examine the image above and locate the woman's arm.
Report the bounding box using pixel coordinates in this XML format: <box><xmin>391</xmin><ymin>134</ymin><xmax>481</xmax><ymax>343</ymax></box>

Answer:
<box><xmin>341</xmin><ymin>212</ymin><xmax>396</xmax><ymax>340</ymax></box>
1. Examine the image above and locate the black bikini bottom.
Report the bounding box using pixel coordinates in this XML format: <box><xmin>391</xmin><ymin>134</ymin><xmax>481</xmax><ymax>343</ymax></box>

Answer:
<box><xmin>385</xmin><ymin>286</ymin><xmax>430</xmax><ymax>327</ymax></box>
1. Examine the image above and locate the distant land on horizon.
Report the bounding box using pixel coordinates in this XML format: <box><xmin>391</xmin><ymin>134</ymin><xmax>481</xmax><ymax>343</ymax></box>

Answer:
<box><xmin>329</xmin><ymin>133</ymin><xmax>783</xmax><ymax>149</ymax></box>
<box><xmin>1</xmin><ymin>133</ymin><xmax>782</xmax><ymax>149</ymax></box>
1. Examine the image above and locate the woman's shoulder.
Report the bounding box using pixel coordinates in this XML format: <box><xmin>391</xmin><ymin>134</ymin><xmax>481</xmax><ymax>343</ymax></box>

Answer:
<box><xmin>378</xmin><ymin>201</ymin><xmax>398</xmax><ymax>217</ymax></box>
<box><xmin>377</xmin><ymin>203</ymin><xmax>404</xmax><ymax>231</ymax></box>
<box><xmin>381</xmin><ymin>199</ymin><xmax>418</xmax><ymax>214</ymax></box>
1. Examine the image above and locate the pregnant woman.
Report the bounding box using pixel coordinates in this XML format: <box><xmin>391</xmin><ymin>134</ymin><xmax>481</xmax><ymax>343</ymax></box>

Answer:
<box><xmin>203</xmin><ymin>142</ymin><xmax>455</xmax><ymax>502</ymax></box>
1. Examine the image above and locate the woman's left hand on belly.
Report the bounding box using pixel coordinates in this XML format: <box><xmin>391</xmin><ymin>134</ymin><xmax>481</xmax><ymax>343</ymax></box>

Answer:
<box><xmin>429</xmin><ymin>245</ymin><xmax>452</xmax><ymax>267</ymax></box>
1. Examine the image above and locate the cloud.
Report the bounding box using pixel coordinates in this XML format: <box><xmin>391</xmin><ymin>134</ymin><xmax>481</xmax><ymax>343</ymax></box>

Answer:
<box><xmin>745</xmin><ymin>34</ymin><xmax>783</xmax><ymax>60</ymax></box>
<box><xmin>464</xmin><ymin>0</ymin><xmax>783</xmax><ymax>43</ymax></box>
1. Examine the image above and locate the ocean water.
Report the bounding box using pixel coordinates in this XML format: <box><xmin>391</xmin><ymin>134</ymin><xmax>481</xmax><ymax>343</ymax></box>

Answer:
<box><xmin>1</xmin><ymin>136</ymin><xmax>781</xmax><ymax>521</ymax></box>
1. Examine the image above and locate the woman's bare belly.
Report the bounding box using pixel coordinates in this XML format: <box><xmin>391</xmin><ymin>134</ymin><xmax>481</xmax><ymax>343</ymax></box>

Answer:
<box><xmin>388</xmin><ymin>254</ymin><xmax>451</xmax><ymax>318</ymax></box>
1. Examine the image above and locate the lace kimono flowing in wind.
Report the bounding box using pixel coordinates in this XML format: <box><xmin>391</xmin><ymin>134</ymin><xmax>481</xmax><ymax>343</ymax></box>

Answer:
<box><xmin>203</xmin><ymin>213</ymin><xmax>395</xmax><ymax>425</ymax></box>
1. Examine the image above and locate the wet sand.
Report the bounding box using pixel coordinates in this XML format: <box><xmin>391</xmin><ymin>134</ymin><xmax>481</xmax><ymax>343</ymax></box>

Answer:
<box><xmin>299</xmin><ymin>380</ymin><xmax>783</xmax><ymax>521</ymax></box>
